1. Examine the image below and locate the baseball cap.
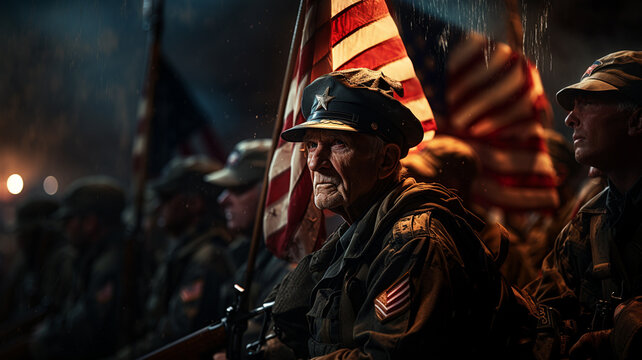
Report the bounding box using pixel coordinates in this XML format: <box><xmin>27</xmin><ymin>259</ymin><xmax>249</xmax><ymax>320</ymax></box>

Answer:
<box><xmin>205</xmin><ymin>138</ymin><xmax>270</xmax><ymax>188</ymax></box>
<box><xmin>557</xmin><ymin>50</ymin><xmax>642</xmax><ymax>111</ymax></box>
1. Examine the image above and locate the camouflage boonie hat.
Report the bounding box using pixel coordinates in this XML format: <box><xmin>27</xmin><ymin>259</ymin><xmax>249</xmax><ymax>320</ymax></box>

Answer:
<box><xmin>57</xmin><ymin>176</ymin><xmax>125</xmax><ymax>221</ymax></box>
<box><xmin>152</xmin><ymin>156</ymin><xmax>223</xmax><ymax>199</ymax></box>
<box><xmin>280</xmin><ymin>68</ymin><xmax>423</xmax><ymax>157</ymax></box>
<box><xmin>557</xmin><ymin>50</ymin><xmax>642</xmax><ymax>111</ymax></box>
<box><xmin>205</xmin><ymin>138</ymin><xmax>271</xmax><ymax>187</ymax></box>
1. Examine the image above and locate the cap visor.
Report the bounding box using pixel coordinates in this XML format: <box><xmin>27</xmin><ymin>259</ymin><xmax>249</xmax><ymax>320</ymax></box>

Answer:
<box><xmin>205</xmin><ymin>168</ymin><xmax>244</xmax><ymax>187</ymax></box>
<box><xmin>556</xmin><ymin>78</ymin><xmax>619</xmax><ymax>111</ymax></box>
<box><xmin>281</xmin><ymin>119</ymin><xmax>359</xmax><ymax>142</ymax></box>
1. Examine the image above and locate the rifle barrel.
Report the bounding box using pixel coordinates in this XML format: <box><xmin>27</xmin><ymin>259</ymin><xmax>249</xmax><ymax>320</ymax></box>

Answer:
<box><xmin>138</xmin><ymin>322</ymin><xmax>226</xmax><ymax>360</ymax></box>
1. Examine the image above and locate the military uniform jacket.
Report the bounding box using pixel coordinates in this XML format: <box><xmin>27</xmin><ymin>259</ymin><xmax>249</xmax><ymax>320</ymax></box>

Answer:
<box><xmin>31</xmin><ymin>231</ymin><xmax>123</xmax><ymax>359</ymax></box>
<box><xmin>131</xmin><ymin>225</ymin><xmax>233</xmax><ymax>356</ymax></box>
<box><xmin>526</xmin><ymin>179</ymin><xmax>642</xmax><ymax>335</ymax></box>
<box><xmin>271</xmin><ymin>179</ymin><xmax>517</xmax><ymax>359</ymax></box>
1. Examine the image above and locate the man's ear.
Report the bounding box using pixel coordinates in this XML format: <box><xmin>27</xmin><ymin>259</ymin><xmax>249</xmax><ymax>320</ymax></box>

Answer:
<box><xmin>628</xmin><ymin>108</ymin><xmax>642</xmax><ymax>136</ymax></box>
<box><xmin>378</xmin><ymin>143</ymin><xmax>401</xmax><ymax>179</ymax></box>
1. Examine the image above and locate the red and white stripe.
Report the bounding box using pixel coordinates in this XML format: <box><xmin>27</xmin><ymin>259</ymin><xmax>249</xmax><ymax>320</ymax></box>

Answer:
<box><xmin>264</xmin><ymin>0</ymin><xmax>436</xmax><ymax>261</ymax></box>
<box><xmin>374</xmin><ymin>273</ymin><xmax>410</xmax><ymax>321</ymax></box>
<box><xmin>446</xmin><ymin>34</ymin><xmax>558</xmax><ymax>211</ymax></box>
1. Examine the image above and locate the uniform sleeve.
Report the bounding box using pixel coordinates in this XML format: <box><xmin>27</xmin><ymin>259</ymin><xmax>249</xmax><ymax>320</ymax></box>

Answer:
<box><xmin>310</xmin><ymin>216</ymin><xmax>479</xmax><ymax>360</ymax></box>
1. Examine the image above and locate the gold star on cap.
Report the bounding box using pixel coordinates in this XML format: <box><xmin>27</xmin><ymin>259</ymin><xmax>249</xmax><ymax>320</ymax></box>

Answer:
<box><xmin>315</xmin><ymin>87</ymin><xmax>335</xmax><ymax>111</ymax></box>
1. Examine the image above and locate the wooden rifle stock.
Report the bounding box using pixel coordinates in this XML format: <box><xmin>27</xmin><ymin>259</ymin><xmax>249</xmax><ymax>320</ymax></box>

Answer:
<box><xmin>138</xmin><ymin>299</ymin><xmax>274</xmax><ymax>360</ymax></box>
<box><xmin>137</xmin><ymin>321</ymin><xmax>226</xmax><ymax>360</ymax></box>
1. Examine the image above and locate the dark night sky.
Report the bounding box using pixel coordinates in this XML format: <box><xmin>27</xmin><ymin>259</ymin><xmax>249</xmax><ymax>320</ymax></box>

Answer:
<box><xmin>0</xmin><ymin>0</ymin><xmax>297</xmax><ymax>202</ymax></box>
<box><xmin>0</xmin><ymin>0</ymin><xmax>640</xmax><ymax>204</ymax></box>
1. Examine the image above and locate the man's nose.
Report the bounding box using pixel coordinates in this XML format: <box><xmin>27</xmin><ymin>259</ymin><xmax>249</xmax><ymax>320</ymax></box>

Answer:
<box><xmin>307</xmin><ymin>144</ymin><xmax>330</xmax><ymax>171</ymax></box>
<box><xmin>564</xmin><ymin>110</ymin><xmax>578</xmax><ymax>128</ymax></box>
<box><xmin>217</xmin><ymin>189</ymin><xmax>231</xmax><ymax>206</ymax></box>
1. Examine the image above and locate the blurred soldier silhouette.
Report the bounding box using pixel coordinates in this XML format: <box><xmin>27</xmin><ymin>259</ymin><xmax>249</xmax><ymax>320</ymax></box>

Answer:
<box><xmin>30</xmin><ymin>176</ymin><xmax>126</xmax><ymax>359</ymax></box>
<box><xmin>402</xmin><ymin>135</ymin><xmax>537</xmax><ymax>288</ymax></box>
<box><xmin>207</xmin><ymin>139</ymin><xmax>292</xmax><ymax>360</ymax></box>
<box><xmin>118</xmin><ymin>156</ymin><xmax>233</xmax><ymax>358</ymax></box>
<box><xmin>206</xmin><ymin>139</ymin><xmax>292</xmax><ymax>311</ymax></box>
<box><xmin>0</xmin><ymin>198</ymin><xmax>72</xmax><ymax>322</ymax></box>
<box><xmin>0</xmin><ymin>197</ymin><xmax>74</xmax><ymax>354</ymax></box>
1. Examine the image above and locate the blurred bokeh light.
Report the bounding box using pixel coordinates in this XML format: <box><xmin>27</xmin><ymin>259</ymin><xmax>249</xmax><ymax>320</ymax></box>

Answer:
<box><xmin>43</xmin><ymin>175</ymin><xmax>59</xmax><ymax>195</ymax></box>
<box><xmin>7</xmin><ymin>174</ymin><xmax>24</xmax><ymax>195</ymax></box>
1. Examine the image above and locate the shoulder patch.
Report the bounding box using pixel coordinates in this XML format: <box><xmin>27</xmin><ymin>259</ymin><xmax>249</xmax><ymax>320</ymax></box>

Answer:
<box><xmin>180</xmin><ymin>278</ymin><xmax>204</xmax><ymax>303</ymax></box>
<box><xmin>95</xmin><ymin>282</ymin><xmax>114</xmax><ymax>304</ymax></box>
<box><xmin>374</xmin><ymin>272</ymin><xmax>411</xmax><ymax>322</ymax></box>
<box><xmin>392</xmin><ymin>213</ymin><xmax>431</xmax><ymax>246</ymax></box>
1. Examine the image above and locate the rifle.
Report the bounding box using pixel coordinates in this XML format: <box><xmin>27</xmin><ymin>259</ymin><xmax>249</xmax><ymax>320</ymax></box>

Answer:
<box><xmin>139</xmin><ymin>285</ymin><xmax>275</xmax><ymax>360</ymax></box>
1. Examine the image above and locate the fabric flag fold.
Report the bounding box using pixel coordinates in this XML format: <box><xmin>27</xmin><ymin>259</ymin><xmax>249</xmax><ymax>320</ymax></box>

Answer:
<box><xmin>398</xmin><ymin>11</ymin><xmax>559</xmax><ymax>212</ymax></box>
<box><xmin>132</xmin><ymin>53</ymin><xmax>226</xmax><ymax>180</ymax></box>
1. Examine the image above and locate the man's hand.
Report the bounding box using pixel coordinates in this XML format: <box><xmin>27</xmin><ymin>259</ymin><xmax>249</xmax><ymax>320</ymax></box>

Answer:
<box><xmin>612</xmin><ymin>297</ymin><xmax>642</xmax><ymax>360</ymax></box>
<box><xmin>569</xmin><ymin>329</ymin><xmax>613</xmax><ymax>360</ymax></box>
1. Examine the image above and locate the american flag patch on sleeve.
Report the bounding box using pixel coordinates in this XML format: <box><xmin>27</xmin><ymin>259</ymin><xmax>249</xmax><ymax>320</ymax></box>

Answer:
<box><xmin>374</xmin><ymin>272</ymin><xmax>411</xmax><ymax>322</ymax></box>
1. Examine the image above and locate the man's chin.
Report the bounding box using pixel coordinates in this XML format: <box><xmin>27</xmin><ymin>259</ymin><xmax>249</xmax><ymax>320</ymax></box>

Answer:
<box><xmin>313</xmin><ymin>196</ymin><xmax>343</xmax><ymax>210</ymax></box>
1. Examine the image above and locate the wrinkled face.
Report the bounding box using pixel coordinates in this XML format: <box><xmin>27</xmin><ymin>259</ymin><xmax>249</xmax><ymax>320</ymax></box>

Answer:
<box><xmin>303</xmin><ymin>129</ymin><xmax>380</xmax><ymax>212</ymax></box>
<box><xmin>564</xmin><ymin>93</ymin><xmax>630</xmax><ymax>171</ymax></box>
<box><xmin>217</xmin><ymin>184</ymin><xmax>260</xmax><ymax>233</ymax></box>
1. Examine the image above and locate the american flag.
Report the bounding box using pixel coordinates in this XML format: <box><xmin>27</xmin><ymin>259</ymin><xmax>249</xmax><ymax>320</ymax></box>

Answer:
<box><xmin>399</xmin><ymin>12</ymin><xmax>559</xmax><ymax>212</ymax></box>
<box><xmin>132</xmin><ymin>53</ymin><xmax>226</xmax><ymax>180</ymax></box>
<box><xmin>264</xmin><ymin>0</ymin><xmax>436</xmax><ymax>262</ymax></box>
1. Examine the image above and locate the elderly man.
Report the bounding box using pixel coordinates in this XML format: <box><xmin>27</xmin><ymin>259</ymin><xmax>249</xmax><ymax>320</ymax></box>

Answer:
<box><xmin>267</xmin><ymin>68</ymin><xmax>525</xmax><ymax>359</ymax></box>
<box><xmin>526</xmin><ymin>51</ymin><xmax>642</xmax><ymax>359</ymax></box>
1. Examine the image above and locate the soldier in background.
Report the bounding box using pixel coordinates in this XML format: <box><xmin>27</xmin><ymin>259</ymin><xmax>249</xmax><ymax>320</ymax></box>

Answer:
<box><xmin>206</xmin><ymin>139</ymin><xmax>292</xmax><ymax>311</ymax></box>
<box><xmin>30</xmin><ymin>176</ymin><xmax>126</xmax><ymax>359</ymax></box>
<box><xmin>0</xmin><ymin>198</ymin><xmax>73</xmax><ymax>324</ymax></box>
<box><xmin>526</xmin><ymin>50</ymin><xmax>642</xmax><ymax>359</ymax></box>
<box><xmin>207</xmin><ymin>139</ymin><xmax>293</xmax><ymax>360</ymax></box>
<box><xmin>119</xmin><ymin>157</ymin><xmax>233</xmax><ymax>358</ymax></box>
<box><xmin>402</xmin><ymin>135</ymin><xmax>537</xmax><ymax>288</ymax></box>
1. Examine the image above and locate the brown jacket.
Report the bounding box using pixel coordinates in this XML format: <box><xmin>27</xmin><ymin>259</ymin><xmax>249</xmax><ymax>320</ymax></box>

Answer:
<box><xmin>270</xmin><ymin>179</ymin><xmax>526</xmax><ymax>359</ymax></box>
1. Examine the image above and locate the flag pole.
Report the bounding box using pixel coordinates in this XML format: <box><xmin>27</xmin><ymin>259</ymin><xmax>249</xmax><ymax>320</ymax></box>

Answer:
<box><xmin>242</xmin><ymin>0</ymin><xmax>306</xmax><ymax>308</ymax></box>
<box><xmin>121</xmin><ymin>0</ymin><xmax>164</xmax><ymax>347</ymax></box>
<box><xmin>503</xmin><ymin>0</ymin><xmax>524</xmax><ymax>52</ymax></box>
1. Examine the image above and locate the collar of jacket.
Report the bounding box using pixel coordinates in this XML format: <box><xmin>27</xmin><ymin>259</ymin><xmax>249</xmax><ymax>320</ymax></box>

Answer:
<box><xmin>577</xmin><ymin>186</ymin><xmax>609</xmax><ymax>216</ymax></box>
<box><xmin>309</xmin><ymin>178</ymin><xmax>484</xmax><ymax>277</ymax></box>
